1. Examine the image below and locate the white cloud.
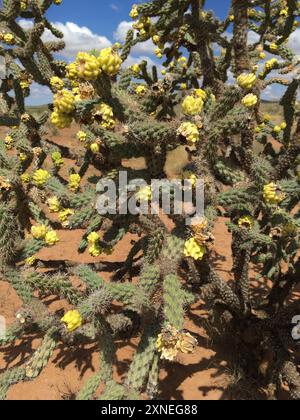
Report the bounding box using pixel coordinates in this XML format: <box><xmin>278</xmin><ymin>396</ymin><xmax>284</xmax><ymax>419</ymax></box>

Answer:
<box><xmin>289</xmin><ymin>29</ymin><xmax>300</xmax><ymax>56</ymax></box>
<box><xmin>248</xmin><ymin>30</ymin><xmax>260</xmax><ymax>44</ymax></box>
<box><xmin>114</xmin><ymin>20</ymin><xmax>155</xmax><ymax>56</ymax></box>
<box><xmin>19</xmin><ymin>20</ymin><xmax>111</xmax><ymax>59</ymax></box>
<box><xmin>110</xmin><ymin>3</ymin><xmax>119</xmax><ymax>12</ymax></box>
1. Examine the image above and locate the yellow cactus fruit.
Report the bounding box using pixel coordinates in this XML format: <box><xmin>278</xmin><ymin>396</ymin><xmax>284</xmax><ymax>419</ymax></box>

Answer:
<box><xmin>20</xmin><ymin>173</ymin><xmax>30</xmax><ymax>184</ymax></box>
<box><xmin>182</xmin><ymin>95</ymin><xmax>203</xmax><ymax>116</ymax></box>
<box><xmin>51</xmin><ymin>151</ymin><xmax>64</xmax><ymax>167</ymax></box>
<box><xmin>68</xmin><ymin>173</ymin><xmax>81</xmax><ymax>192</ymax></box>
<box><xmin>238</xmin><ymin>215</ymin><xmax>254</xmax><ymax>230</ymax></box>
<box><xmin>51</xmin><ymin>108</ymin><xmax>72</xmax><ymax>129</ymax></box>
<box><xmin>155</xmin><ymin>48</ymin><xmax>163</xmax><ymax>59</ymax></box>
<box><xmin>76</xmin><ymin>130</ymin><xmax>87</xmax><ymax>142</ymax></box>
<box><xmin>152</xmin><ymin>35</ymin><xmax>160</xmax><ymax>45</ymax></box>
<box><xmin>280</xmin><ymin>8</ymin><xmax>288</xmax><ymax>17</ymax></box>
<box><xmin>3</xmin><ymin>33</ymin><xmax>15</xmax><ymax>45</ymax></box>
<box><xmin>25</xmin><ymin>256</ymin><xmax>36</xmax><ymax>266</ymax></box>
<box><xmin>130</xmin><ymin>4</ymin><xmax>139</xmax><ymax>19</ymax></box>
<box><xmin>50</xmin><ymin>76</ymin><xmax>64</xmax><ymax>91</ymax></box>
<box><xmin>131</xmin><ymin>64</ymin><xmax>140</xmax><ymax>75</ymax></box>
<box><xmin>93</xmin><ymin>103</ymin><xmax>115</xmax><ymax>130</ymax></box>
<box><xmin>135</xmin><ymin>85</ymin><xmax>147</xmax><ymax>96</ymax></box>
<box><xmin>31</xmin><ymin>225</ymin><xmax>47</xmax><ymax>240</ymax></box>
<box><xmin>45</xmin><ymin>230</ymin><xmax>59</xmax><ymax>246</ymax></box>
<box><xmin>184</xmin><ymin>238</ymin><xmax>206</xmax><ymax>261</ymax></box>
<box><xmin>98</xmin><ymin>47</ymin><xmax>122</xmax><ymax>76</ymax></box>
<box><xmin>32</xmin><ymin>169</ymin><xmax>51</xmax><ymax>186</ymax></box>
<box><xmin>61</xmin><ymin>310</ymin><xmax>82</xmax><ymax>333</ymax></box>
<box><xmin>87</xmin><ymin>232</ymin><xmax>100</xmax><ymax>244</ymax></box>
<box><xmin>274</xmin><ymin>125</ymin><xmax>282</xmax><ymax>133</ymax></box>
<box><xmin>194</xmin><ymin>89</ymin><xmax>207</xmax><ymax>101</ymax></box>
<box><xmin>265</xmin><ymin>58</ymin><xmax>278</xmax><ymax>71</ymax></box>
<box><xmin>58</xmin><ymin>209</ymin><xmax>74</xmax><ymax>227</ymax></box>
<box><xmin>90</xmin><ymin>143</ymin><xmax>100</xmax><ymax>154</ymax></box>
<box><xmin>89</xmin><ymin>243</ymin><xmax>102</xmax><ymax>257</ymax></box>
<box><xmin>269</xmin><ymin>42</ymin><xmax>278</xmax><ymax>52</ymax></box>
<box><xmin>263</xmin><ymin>183</ymin><xmax>285</xmax><ymax>205</ymax></box>
<box><xmin>237</xmin><ymin>73</ymin><xmax>257</xmax><ymax>90</ymax></box>
<box><xmin>281</xmin><ymin>122</ymin><xmax>287</xmax><ymax>130</ymax></box>
<box><xmin>75</xmin><ymin>52</ymin><xmax>100</xmax><ymax>81</ymax></box>
<box><xmin>4</xmin><ymin>135</ymin><xmax>14</xmax><ymax>149</ymax></box>
<box><xmin>242</xmin><ymin>93</ymin><xmax>258</xmax><ymax>108</ymax></box>
<box><xmin>66</xmin><ymin>62</ymin><xmax>78</xmax><ymax>80</ymax></box>
<box><xmin>47</xmin><ymin>196</ymin><xmax>61</xmax><ymax>213</ymax></box>
<box><xmin>54</xmin><ymin>90</ymin><xmax>75</xmax><ymax>114</ymax></box>
<box><xmin>177</xmin><ymin>122</ymin><xmax>200</xmax><ymax>144</ymax></box>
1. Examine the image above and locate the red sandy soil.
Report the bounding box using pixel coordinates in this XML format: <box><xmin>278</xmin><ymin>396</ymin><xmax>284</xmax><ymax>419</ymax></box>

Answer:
<box><xmin>0</xmin><ymin>218</ymin><xmax>233</xmax><ymax>401</ymax></box>
<box><xmin>0</xmin><ymin>123</ymin><xmax>263</xmax><ymax>400</ymax></box>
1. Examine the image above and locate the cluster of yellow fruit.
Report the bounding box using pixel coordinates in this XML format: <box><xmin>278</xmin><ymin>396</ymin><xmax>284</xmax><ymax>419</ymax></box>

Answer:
<box><xmin>177</xmin><ymin>122</ymin><xmax>200</xmax><ymax>145</ymax></box>
<box><xmin>156</xmin><ymin>325</ymin><xmax>198</xmax><ymax>361</ymax></box>
<box><xmin>273</xmin><ymin>122</ymin><xmax>287</xmax><ymax>133</ymax></box>
<box><xmin>47</xmin><ymin>200</ymin><xmax>74</xmax><ymax>229</ymax></box>
<box><xmin>51</xmin><ymin>151</ymin><xmax>64</xmax><ymax>168</ymax></box>
<box><xmin>135</xmin><ymin>85</ymin><xmax>148</xmax><ymax>96</ymax></box>
<box><xmin>19</xmin><ymin>72</ymin><xmax>32</xmax><ymax>90</ymax></box>
<box><xmin>237</xmin><ymin>73</ymin><xmax>257</xmax><ymax>90</ymax></box>
<box><xmin>0</xmin><ymin>33</ymin><xmax>15</xmax><ymax>45</ymax></box>
<box><xmin>76</xmin><ymin>130</ymin><xmax>87</xmax><ymax>143</ymax></box>
<box><xmin>238</xmin><ymin>215</ymin><xmax>254</xmax><ymax>230</ymax></box>
<box><xmin>184</xmin><ymin>238</ymin><xmax>206</xmax><ymax>261</ymax></box>
<box><xmin>268</xmin><ymin>42</ymin><xmax>277</xmax><ymax>52</ymax></box>
<box><xmin>182</xmin><ymin>171</ymin><xmax>197</xmax><ymax>188</ymax></box>
<box><xmin>264</xmin><ymin>58</ymin><xmax>279</xmax><ymax>74</ymax></box>
<box><xmin>47</xmin><ymin>196</ymin><xmax>61</xmax><ymax>213</ymax></box>
<box><xmin>263</xmin><ymin>182</ymin><xmax>286</xmax><ymax>205</ymax></box>
<box><xmin>87</xmin><ymin>232</ymin><xmax>102</xmax><ymax>257</ymax></box>
<box><xmin>58</xmin><ymin>208</ymin><xmax>74</xmax><ymax>228</ymax></box>
<box><xmin>50</xmin><ymin>47</ymin><xmax>121</xmax><ymax>129</ymax></box>
<box><xmin>242</xmin><ymin>93</ymin><xmax>258</xmax><ymax>108</ymax></box>
<box><xmin>130</xmin><ymin>63</ymin><xmax>140</xmax><ymax>76</ymax></box>
<box><xmin>98</xmin><ymin>47</ymin><xmax>122</xmax><ymax>76</ymax></box>
<box><xmin>93</xmin><ymin>103</ymin><xmax>115</xmax><ymax>130</ymax></box>
<box><xmin>32</xmin><ymin>169</ymin><xmax>51</xmax><ymax>187</ymax></box>
<box><xmin>4</xmin><ymin>134</ymin><xmax>13</xmax><ymax>149</ymax></box>
<box><xmin>182</xmin><ymin>89</ymin><xmax>207</xmax><ymax>116</ymax></box>
<box><xmin>61</xmin><ymin>310</ymin><xmax>82</xmax><ymax>333</ymax></box>
<box><xmin>71</xmin><ymin>52</ymin><xmax>100</xmax><ymax>81</ymax></box>
<box><xmin>68</xmin><ymin>173</ymin><xmax>81</xmax><ymax>192</ymax></box>
<box><xmin>30</xmin><ymin>224</ymin><xmax>59</xmax><ymax>248</ymax></box>
<box><xmin>133</xmin><ymin>15</ymin><xmax>152</xmax><ymax>37</ymax></box>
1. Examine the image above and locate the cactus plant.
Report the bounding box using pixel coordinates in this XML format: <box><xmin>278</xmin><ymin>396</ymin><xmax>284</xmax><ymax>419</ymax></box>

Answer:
<box><xmin>0</xmin><ymin>0</ymin><xmax>299</xmax><ymax>400</ymax></box>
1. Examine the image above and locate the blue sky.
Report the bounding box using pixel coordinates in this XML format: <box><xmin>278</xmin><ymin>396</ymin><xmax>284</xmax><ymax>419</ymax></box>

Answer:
<box><xmin>23</xmin><ymin>0</ymin><xmax>298</xmax><ymax>104</ymax></box>
<box><xmin>45</xmin><ymin>0</ymin><xmax>231</xmax><ymax>39</ymax></box>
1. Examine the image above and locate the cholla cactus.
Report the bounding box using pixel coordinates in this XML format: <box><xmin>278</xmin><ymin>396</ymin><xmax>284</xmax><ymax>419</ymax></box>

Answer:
<box><xmin>0</xmin><ymin>0</ymin><xmax>300</xmax><ymax>401</ymax></box>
